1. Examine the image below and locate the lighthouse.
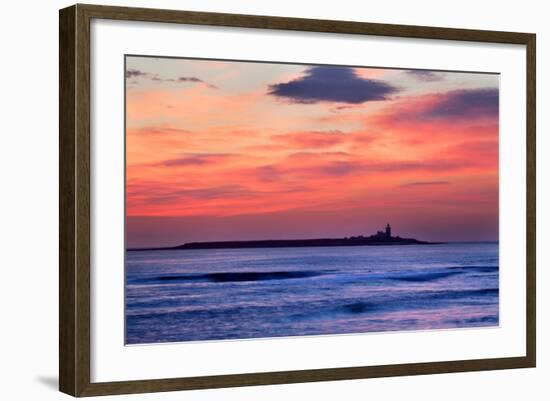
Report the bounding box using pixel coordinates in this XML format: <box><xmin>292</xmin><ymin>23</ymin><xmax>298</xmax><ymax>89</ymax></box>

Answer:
<box><xmin>385</xmin><ymin>223</ymin><xmax>392</xmax><ymax>238</ymax></box>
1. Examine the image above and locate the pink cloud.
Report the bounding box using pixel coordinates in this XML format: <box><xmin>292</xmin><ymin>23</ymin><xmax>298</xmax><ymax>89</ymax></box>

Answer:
<box><xmin>271</xmin><ymin>130</ymin><xmax>349</xmax><ymax>148</ymax></box>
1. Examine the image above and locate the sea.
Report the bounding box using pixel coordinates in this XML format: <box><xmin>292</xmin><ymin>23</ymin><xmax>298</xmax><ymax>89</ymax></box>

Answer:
<box><xmin>125</xmin><ymin>242</ymin><xmax>499</xmax><ymax>344</ymax></box>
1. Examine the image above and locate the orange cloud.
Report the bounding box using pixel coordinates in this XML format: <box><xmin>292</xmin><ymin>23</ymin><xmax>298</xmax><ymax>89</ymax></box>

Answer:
<box><xmin>271</xmin><ymin>130</ymin><xmax>349</xmax><ymax>149</ymax></box>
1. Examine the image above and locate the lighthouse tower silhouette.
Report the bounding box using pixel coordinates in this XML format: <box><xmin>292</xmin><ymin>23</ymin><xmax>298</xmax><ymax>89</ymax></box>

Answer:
<box><xmin>385</xmin><ymin>223</ymin><xmax>392</xmax><ymax>238</ymax></box>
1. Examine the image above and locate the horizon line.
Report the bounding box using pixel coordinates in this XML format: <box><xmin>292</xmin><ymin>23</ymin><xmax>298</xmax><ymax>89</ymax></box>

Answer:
<box><xmin>127</xmin><ymin>238</ymin><xmax>499</xmax><ymax>251</ymax></box>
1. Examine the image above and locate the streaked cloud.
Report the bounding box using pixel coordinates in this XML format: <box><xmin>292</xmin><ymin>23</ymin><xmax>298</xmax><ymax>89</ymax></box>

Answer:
<box><xmin>400</xmin><ymin>181</ymin><xmax>450</xmax><ymax>187</ymax></box>
<box><xmin>271</xmin><ymin>130</ymin><xmax>349</xmax><ymax>148</ymax></box>
<box><xmin>159</xmin><ymin>153</ymin><xmax>236</xmax><ymax>167</ymax></box>
<box><xmin>126</xmin><ymin>68</ymin><xmax>149</xmax><ymax>78</ymax></box>
<box><xmin>126</xmin><ymin>68</ymin><xmax>216</xmax><ymax>87</ymax></box>
<box><xmin>131</xmin><ymin>126</ymin><xmax>192</xmax><ymax>135</ymax></box>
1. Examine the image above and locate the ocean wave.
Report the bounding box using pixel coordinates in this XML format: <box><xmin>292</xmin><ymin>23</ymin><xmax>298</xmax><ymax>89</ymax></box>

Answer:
<box><xmin>130</xmin><ymin>270</ymin><xmax>334</xmax><ymax>284</ymax></box>
<box><xmin>341</xmin><ymin>301</ymin><xmax>380</xmax><ymax>314</ymax></box>
<box><xmin>446</xmin><ymin>265</ymin><xmax>499</xmax><ymax>273</ymax></box>
<box><xmin>387</xmin><ymin>271</ymin><xmax>463</xmax><ymax>282</ymax></box>
<box><xmin>338</xmin><ymin>288</ymin><xmax>499</xmax><ymax>315</ymax></box>
<box><xmin>128</xmin><ymin>287</ymin><xmax>499</xmax><ymax>321</ymax></box>
<box><xmin>445</xmin><ymin>315</ymin><xmax>499</xmax><ymax>325</ymax></box>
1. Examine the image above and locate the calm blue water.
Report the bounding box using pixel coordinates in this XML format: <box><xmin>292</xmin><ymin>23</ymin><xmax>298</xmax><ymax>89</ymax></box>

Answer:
<box><xmin>125</xmin><ymin>243</ymin><xmax>498</xmax><ymax>344</ymax></box>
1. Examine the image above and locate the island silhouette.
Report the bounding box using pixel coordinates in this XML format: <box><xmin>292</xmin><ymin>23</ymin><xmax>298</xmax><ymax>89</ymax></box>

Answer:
<box><xmin>128</xmin><ymin>224</ymin><xmax>444</xmax><ymax>251</ymax></box>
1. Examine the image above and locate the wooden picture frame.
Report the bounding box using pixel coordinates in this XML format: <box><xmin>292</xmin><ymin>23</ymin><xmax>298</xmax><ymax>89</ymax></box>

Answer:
<box><xmin>59</xmin><ymin>3</ymin><xmax>536</xmax><ymax>397</ymax></box>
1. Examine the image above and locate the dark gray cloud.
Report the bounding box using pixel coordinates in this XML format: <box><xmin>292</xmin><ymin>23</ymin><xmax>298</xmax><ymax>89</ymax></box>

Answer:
<box><xmin>150</xmin><ymin>76</ymin><xmax>173</xmax><ymax>82</ymax></box>
<box><xmin>126</xmin><ymin>69</ymin><xmax>149</xmax><ymax>78</ymax></box>
<box><xmin>268</xmin><ymin>66</ymin><xmax>398</xmax><ymax>104</ymax></box>
<box><xmin>178</xmin><ymin>77</ymin><xmax>204</xmax><ymax>83</ymax></box>
<box><xmin>126</xmin><ymin>69</ymin><xmax>216</xmax><ymax>87</ymax></box>
<box><xmin>422</xmin><ymin>88</ymin><xmax>499</xmax><ymax>119</ymax></box>
<box><xmin>405</xmin><ymin>70</ymin><xmax>445</xmax><ymax>82</ymax></box>
<box><xmin>178</xmin><ymin>77</ymin><xmax>218</xmax><ymax>89</ymax></box>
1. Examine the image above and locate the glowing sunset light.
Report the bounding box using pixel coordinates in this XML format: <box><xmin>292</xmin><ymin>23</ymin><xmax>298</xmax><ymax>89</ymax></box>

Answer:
<box><xmin>126</xmin><ymin>57</ymin><xmax>499</xmax><ymax>247</ymax></box>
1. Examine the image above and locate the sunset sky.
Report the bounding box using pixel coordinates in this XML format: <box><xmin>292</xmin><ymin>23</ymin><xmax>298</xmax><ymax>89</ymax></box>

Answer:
<box><xmin>125</xmin><ymin>56</ymin><xmax>499</xmax><ymax>247</ymax></box>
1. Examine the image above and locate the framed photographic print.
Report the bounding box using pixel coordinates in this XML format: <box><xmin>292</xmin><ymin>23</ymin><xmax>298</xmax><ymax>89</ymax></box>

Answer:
<box><xmin>59</xmin><ymin>4</ymin><xmax>536</xmax><ymax>397</ymax></box>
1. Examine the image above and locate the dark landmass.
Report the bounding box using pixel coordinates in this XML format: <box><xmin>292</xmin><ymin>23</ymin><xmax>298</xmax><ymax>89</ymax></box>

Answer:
<box><xmin>128</xmin><ymin>235</ymin><xmax>444</xmax><ymax>252</ymax></box>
